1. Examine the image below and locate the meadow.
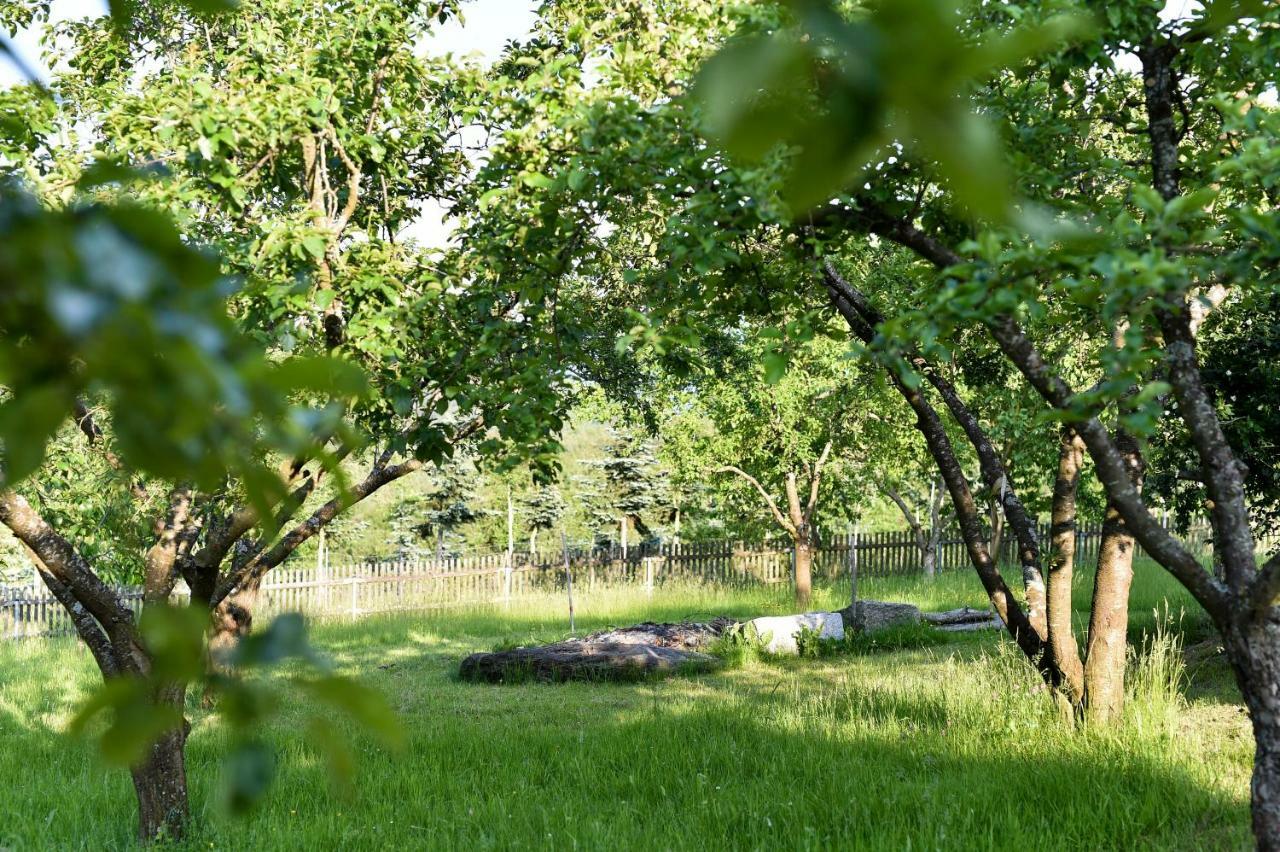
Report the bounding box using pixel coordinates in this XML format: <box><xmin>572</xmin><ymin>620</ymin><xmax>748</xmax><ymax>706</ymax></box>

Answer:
<box><xmin>0</xmin><ymin>561</ymin><xmax>1253</xmax><ymax>850</ymax></box>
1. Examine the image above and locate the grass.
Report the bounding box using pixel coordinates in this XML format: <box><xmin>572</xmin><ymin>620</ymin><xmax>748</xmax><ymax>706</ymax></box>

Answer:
<box><xmin>0</xmin><ymin>561</ymin><xmax>1255</xmax><ymax>850</ymax></box>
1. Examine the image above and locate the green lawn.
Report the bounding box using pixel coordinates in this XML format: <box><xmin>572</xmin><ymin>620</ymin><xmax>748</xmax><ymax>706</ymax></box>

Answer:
<box><xmin>0</xmin><ymin>562</ymin><xmax>1254</xmax><ymax>850</ymax></box>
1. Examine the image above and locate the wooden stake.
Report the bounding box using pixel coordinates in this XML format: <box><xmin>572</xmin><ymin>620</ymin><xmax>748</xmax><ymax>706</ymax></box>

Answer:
<box><xmin>562</xmin><ymin>531</ymin><xmax>575</xmax><ymax>635</ymax></box>
<box><xmin>505</xmin><ymin>486</ymin><xmax>515</xmax><ymax>603</ymax></box>
<box><xmin>849</xmin><ymin>525</ymin><xmax>859</xmax><ymax>607</ymax></box>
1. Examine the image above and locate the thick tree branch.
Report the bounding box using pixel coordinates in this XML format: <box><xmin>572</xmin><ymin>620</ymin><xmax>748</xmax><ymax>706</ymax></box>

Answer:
<box><xmin>22</xmin><ymin>545</ymin><xmax>120</xmax><ymax>677</ymax></box>
<box><xmin>825</xmin><ymin>260</ymin><xmax>1048</xmax><ymax>632</ymax></box>
<box><xmin>718</xmin><ymin>465</ymin><xmax>796</xmax><ymax>536</ymax></box>
<box><xmin>1157</xmin><ymin>303</ymin><xmax>1256</xmax><ymax>592</ymax></box>
<box><xmin>784</xmin><ymin>472</ymin><xmax>804</xmax><ymax>532</ymax></box>
<box><xmin>326</xmin><ymin>125</ymin><xmax>363</xmax><ymax>238</ymax></box>
<box><xmin>803</xmin><ymin>441</ymin><xmax>832</xmax><ymax>524</ymax></box>
<box><xmin>213</xmin><ymin>457</ymin><xmax>424</xmax><ymax>604</ymax></box>
<box><xmin>881</xmin><ymin>482</ymin><xmax>927</xmax><ymax>553</ymax></box>
<box><xmin>825</xmin><ymin>283</ymin><xmax>1051</xmax><ymax>670</ymax></box>
<box><xmin>143</xmin><ymin>485</ymin><xmax>192</xmax><ymax>605</ymax></box>
<box><xmin>0</xmin><ymin>490</ymin><xmax>143</xmax><ymax>669</ymax></box>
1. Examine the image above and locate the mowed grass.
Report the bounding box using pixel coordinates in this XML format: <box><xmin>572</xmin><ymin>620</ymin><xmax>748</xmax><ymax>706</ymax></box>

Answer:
<box><xmin>0</xmin><ymin>561</ymin><xmax>1255</xmax><ymax>851</ymax></box>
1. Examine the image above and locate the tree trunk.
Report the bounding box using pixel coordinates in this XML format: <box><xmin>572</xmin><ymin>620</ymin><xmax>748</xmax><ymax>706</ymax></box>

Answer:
<box><xmin>130</xmin><ymin>685</ymin><xmax>190</xmax><ymax>842</ymax></box>
<box><xmin>924</xmin><ymin>479</ymin><xmax>943</xmax><ymax>579</ymax></box>
<box><xmin>208</xmin><ymin>576</ymin><xmax>261</xmax><ymax>674</ymax></box>
<box><xmin>989</xmin><ymin>501</ymin><xmax>1005</xmax><ymax>565</ymax></box>
<box><xmin>793</xmin><ymin>535</ymin><xmax>813</xmax><ymax>609</ymax></box>
<box><xmin>1225</xmin><ymin>618</ymin><xmax>1280</xmax><ymax>851</ymax></box>
<box><xmin>1080</xmin><ymin>499</ymin><xmax>1136</xmax><ymax>721</ymax></box>
<box><xmin>1047</xmin><ymin>428</ymin><xmax>1086</xmax><ymax>704</ymax></box>
<box><xmin>1081</xmin><ymin>432</ymin><xmax>1144</xmax><ymax>722</ymax></box>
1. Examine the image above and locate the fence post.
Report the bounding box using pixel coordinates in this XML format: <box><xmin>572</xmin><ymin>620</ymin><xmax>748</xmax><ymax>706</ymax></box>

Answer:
<box><xmin>349</xmin><ymin>576</ymin><xmax>358</xmax><ymax>619</ymax></box>
<box><xmin>644</xmin><ymin>557</ymin><xmax>654</xmax><ymax>597</ymax></box>
<box><xmin>848</xmin><ymin>526</ymin><xmax>859</xmax><ymax>607</ymax></box>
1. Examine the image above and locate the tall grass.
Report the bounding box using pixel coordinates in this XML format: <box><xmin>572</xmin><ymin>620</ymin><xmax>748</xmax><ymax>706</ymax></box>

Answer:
<box><xmin>0</xmin><ymin>563</ymin><xmax>1252</xmax><ymax>850</ymax></box>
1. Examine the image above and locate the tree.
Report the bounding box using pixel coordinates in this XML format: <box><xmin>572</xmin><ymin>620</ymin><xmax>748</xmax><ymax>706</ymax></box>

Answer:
<box><xmin>522</xmin><ymin>484</ymin><xmax>566</xmax><ymax>554</ymax></box>
<box><xmin>660</xmin><ymin>332</ymin><xmax>870</xmax><ymax>607</ymax></box>
<box><xmin>699</xmin><ymin>0</ymin><xmax>1280</xmax><ymax>842</ymax></box>
<box><xmin>0</xmin><ymin>0</ymin><xmax>569</xmax><ymax>839</ymax></box>
<box><xmin>0</xmin><ymin>173</ymin><xmax>380</xmax><ymax>841</ymax></box>
<box><xmin>27</xmin><ymin>0</ymin><xmax>569</xmax><ymax>641</ymax></box>
<box><xmin>880</xmin><ymin>476</ymin><xmax>948</xmax><ymax>578</ymax></box>
<box><xmin>591</xmin><ymin>428</ymin><xmax>664</xmax><ymax>550</ymax></box>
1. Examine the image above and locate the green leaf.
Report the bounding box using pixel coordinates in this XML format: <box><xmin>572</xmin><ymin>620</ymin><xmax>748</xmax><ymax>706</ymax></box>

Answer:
<box><xmin>0</xmin><ymin>383</ymin><xmax>71</xmax><ymax>483</ymax></box>
<box><xmin>139</xmin><ymin>605</ymin><xmax>207</xmax><ymax>682</ymax></box>
<box><xmin>302</xmin><ymin>235</ymin><xmax>328</xmax><ymax>260</ymax></box>
<box><xmin>762</xmin><ymin>351</ymin><xmax>788</xmax><ymax>384</ymax></box>
<box><xmin>232</xmin><ymin>613</ymin><xmax>317</xmax><ymax>668</ymax></box>
<box><xmin>301</xmin><ymin>676</ymin><xmax>404</xmax><ymax>750</ymax></box>
<box><xmin>520</xmin><ymin>172</ymin><xmax>554</xmax><ymax>190</ymax></box>
<box><xmin>267</xmin><ymin>356</ymin><xmax>368</xmax><ymax>398</ymax></box>
<box><xmin>224</xmin><ymin>740</ymin><xmax>275</xmax><ymax>814</ymax></box>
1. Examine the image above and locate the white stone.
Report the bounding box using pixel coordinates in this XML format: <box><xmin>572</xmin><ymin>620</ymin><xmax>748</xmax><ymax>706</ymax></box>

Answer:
<box><xmin>747</xmin><ymin>612</ymin><xmax>845</xmax><ymax>655</ymax></box>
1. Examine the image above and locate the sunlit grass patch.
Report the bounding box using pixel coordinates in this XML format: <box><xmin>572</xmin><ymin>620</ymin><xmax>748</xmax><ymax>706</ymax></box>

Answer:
<box><xmin>0</xmin><ymin>562</ymin><xmax>1252</xmax><ymax>850</ymax></box>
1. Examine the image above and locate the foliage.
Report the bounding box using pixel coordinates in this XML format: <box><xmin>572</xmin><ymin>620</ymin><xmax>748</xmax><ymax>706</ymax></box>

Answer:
<box><xmin>585</xmin><ymin>427</ymin><xmax>666</xmax><ymax>540</ymax></box>
<box><xmin>0</xmin><ymin>181</ymin><xmax>360</xmax><ymax>510</ymax></box>
<box><xmin>1148</xmin><ymin>290</ymin><xmax>1280</xmax><ymax>536</ymax></box>
<box><xmin>70</xmin><ymin>607</ymin><xmax>401</xmax><ymax>812</ymax></box>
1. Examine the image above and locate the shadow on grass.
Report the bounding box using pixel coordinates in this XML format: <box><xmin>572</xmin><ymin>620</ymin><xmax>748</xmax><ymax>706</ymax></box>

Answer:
<box><xmin>0</xmin><ymin>627</ymin><xmax>1253</xmax><ymax>852</ymax></box>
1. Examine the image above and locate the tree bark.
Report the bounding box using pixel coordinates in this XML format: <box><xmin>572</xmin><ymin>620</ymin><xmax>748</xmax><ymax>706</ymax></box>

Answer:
<box><xmin>1226</xmin><ymin>617</ymin><xmax>1280</xmax><ymax>851</ymax></box>
<box><xmin>825</xmin><ymin>283</ymin><xmax>1053</xmax><ymax>678</ymax></box>
<box><xmin>793</xmin><ymin>534</ymin><xmax>813</xmax><ymax>609</ymax></box>
<box><xmin>1080</xmin><ymin>431</ymin><xmax>1144</xmax><ymax>722</ymax></box>
<box><xmin>208</xmin><ymin>575</ymin><xmax>262</xmax><ymax>676</ymax></box>
<box><xmin>988</xmin><ymin>501</ymin><xmax>1005</xmax><ymax>566</ymax></box>
<box><xmin>130</xmin><ymin>685</ymin><xmax>190</xmax><ymax>842</ymax></box>
<box><xmin>1047</xmin><ymin>428</ymin><xmax>1086</xmax><ymax>704</ymax></box>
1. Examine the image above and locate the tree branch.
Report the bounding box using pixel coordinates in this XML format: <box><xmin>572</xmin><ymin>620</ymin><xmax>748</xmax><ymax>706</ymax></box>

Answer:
<box><xmin>881</xmin><ymin>482</ymin><xmax>927</xmax><ymax>552</ymax></box>
<box><xmin>143</xmin><ymin>485</ymin><xmax>192</xmax><ymax>605</ymax></box>
<box><xmin>213</xmin><ymin>457</ymin><xmax>424</xmax><ymax>605</ymax></box>
<box><xmin>824</xmin><ymin>281</ymin><xmax>1050</xmax><ymax>669</ymax></box>
<box><xmin>717</xmin><ymin>465</ymin><xmax>796</xmax><ymax>536</ymax></box>
<box><xmin>804</xmin><ymin>441</ymin><xmax>832</xmax><ymax>524</ymax></box>
<box><xmin>826</xmin><ymin>260</ymin><xmax>1047</xmax><ymax>630</ymax></box>
<box><xmin>0</xmin><ymin>490</ymin><xmax>143</xmax><ymax>669</ymax></box>
<box><xmin>23</xmin><ymin>544</ymin><xmax>120</xmax><ymax>677</ymax></box>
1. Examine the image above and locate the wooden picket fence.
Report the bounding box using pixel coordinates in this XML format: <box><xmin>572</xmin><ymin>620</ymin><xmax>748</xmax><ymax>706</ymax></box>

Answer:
<box><xmin>0</xmin><ymin>519</ymin><xmax>1230</xmax><ymax>641</ymax></box>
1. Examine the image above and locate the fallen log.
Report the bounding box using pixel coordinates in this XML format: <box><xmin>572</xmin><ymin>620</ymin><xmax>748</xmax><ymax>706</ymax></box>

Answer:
<box><xmin>923</xmin><ymin>606</ymin><xmax>994</xmax><ymax>626</ymax></box>
<box><xmin>459</xmin><ymin>640</ymin><xmax>722</xmax><ymax>683</ymax></box>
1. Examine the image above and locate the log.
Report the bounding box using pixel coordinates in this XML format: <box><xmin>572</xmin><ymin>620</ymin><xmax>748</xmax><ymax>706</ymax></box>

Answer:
<box><xmin>922</xmin><ymin>606</ymin><xmax>994</xmax><ymax>626</ymax></box>
<box><xmin>459</xmin><ymin>640</ymin><xmax>722</xmax><ymax>683</ymax></box>
<box><xmin>583</xmin><ymin>617</ymin><xmax>736</xmax><ymax>650</ymax></box>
